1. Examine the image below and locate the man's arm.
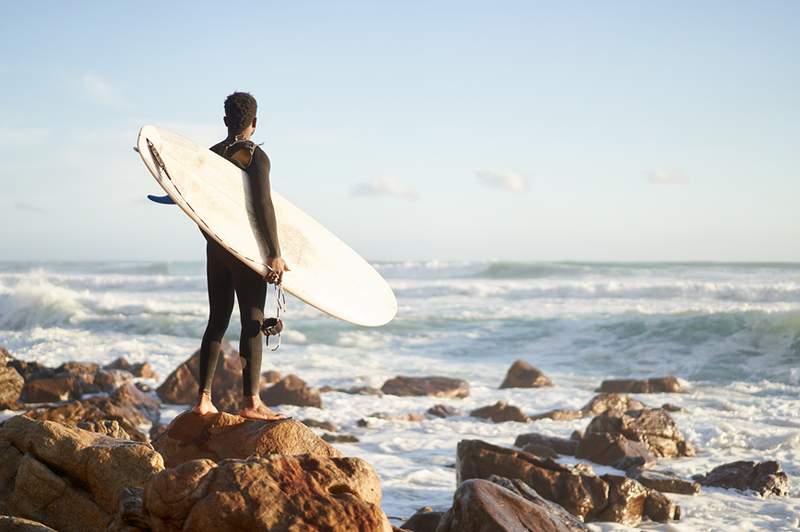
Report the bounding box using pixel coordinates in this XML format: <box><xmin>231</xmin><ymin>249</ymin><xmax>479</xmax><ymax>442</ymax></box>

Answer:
<box><xmin>247</xmin><ymin>148</ymin><xmax>282</xmax><ymax>260</ymax></box>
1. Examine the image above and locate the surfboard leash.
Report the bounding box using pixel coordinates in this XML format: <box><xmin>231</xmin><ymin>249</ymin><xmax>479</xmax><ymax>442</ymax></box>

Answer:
<box><xmin>261</xmin><ymin>284</ymin><xmax>286</xmax><ymax>351</ymax></box>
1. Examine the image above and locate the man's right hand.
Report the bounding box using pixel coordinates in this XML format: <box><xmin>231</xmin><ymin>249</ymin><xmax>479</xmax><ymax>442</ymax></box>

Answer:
<box><xmin>265</xmin><ymin>257</ymin><xmax>290</xmax><ymax>285</ymax></box>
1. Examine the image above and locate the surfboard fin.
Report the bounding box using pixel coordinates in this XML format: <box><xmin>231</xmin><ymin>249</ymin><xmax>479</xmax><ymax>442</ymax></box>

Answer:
<box><xmin>147</xmin><ymin>194</ymin><xmax>176</xmax><ymax>205</ymax></box>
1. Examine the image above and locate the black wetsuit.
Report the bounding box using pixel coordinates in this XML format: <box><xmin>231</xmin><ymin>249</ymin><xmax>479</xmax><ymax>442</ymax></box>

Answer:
<box><xmin>197</xmin><ymin>138</ymin><xmax>280</xmax><ymax>397</ymax></box>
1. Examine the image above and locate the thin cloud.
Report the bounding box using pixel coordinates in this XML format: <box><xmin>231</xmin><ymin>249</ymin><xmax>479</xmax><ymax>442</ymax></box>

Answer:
<box><xmin>646</xmin><ymin>169</ymin><xmax>689</xmax><ymax>185</ymax></box>
<box><xmin>351</xmin><ymin>176</ymin><xmax>418</xmax><ymax>200</ymax></box>
<box><xmin>476</xmin><ymin>169</ymin><xmax>528</xmax><ymax>192</ymax></box>
<box><xmin>82</xmin><ymin>72</ymin><xmax>122</xmax><ymax>106</ymax></box>
<box><xmin>15</xmin><ymin>201</ymin><xmax>46</xmax><ymax>213</ymax></box>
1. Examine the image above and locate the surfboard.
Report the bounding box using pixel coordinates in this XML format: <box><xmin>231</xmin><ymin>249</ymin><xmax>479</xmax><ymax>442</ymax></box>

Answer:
<box><xmin>136</xmin><ymin>125</ymin><xmax>397</xmax><ymax>327</ymax></box>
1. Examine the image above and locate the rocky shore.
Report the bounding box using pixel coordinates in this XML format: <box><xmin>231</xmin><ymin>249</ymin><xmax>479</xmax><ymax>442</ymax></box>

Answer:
<box><xmin>0</xmin><ymin>347</ymin><xmax>791</xmax><ymax>531</ymax></box>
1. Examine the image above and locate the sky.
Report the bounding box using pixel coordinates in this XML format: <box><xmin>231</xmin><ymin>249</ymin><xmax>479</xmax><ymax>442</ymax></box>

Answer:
<box><xmin>0</xmin><ymin>1</ymin><xmax>798</xmax><ymax>262</ymax></box>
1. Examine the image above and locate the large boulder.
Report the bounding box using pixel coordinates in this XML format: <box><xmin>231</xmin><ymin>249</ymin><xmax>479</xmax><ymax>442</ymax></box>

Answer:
<box><xmin>104</xmin><ymin>356</ymin><xmax>158</xmax><ymax>380</ymax></box>
<box><xmin>470</xmin><ymin>401</ymin><xmax>529</xmax><ymax>423</ymax></box>
<box><xmin>456</xmin><ymin>439</ymin><xmax>679</xmax><ymax>525</ymax></box>
<box><xmin>530</xmin><ymin>393</ymin><xmax>646</xmax><ymax>421</ymax></box>
<box><xmin>156</xmin><ymin>342</ymin><xmax>243</xmax><ymax>412</ymax></box>
<box><xmin>260</xmin><ymin>374</ymin><xmax>322</xmax><ymax>408</ymax></box>
<box><xmin>575</xmin><ymin>431</ymin><xmax>656</xmax><ymax>469</ymax></box>
<box><xmin>152</xmin><ymin>411</ymin><xmax>341</xmax><ymax>468</ymax></box>
<box><xmin>381</xmin><ymin>376</ymin><xmax>469</xmax><ymax>399</ymax></box>
<box><xmin>597</xmin><ymin>377</ymin><xmax>685</xmax><ymax>394</ymax></box>
<box><xmin>499</xmin><ymin>360</ymin><xmax>553</xmax><ymax>389</ymax></box>
<box><xmin>22</xmin><ymin>375</ymin><xmax>83</xmax><ymax>403</ymax></box>
<box><xmin>584</xmin><ymin>408</ymin><xmax>694</xmax><ymax>459</ymax></box>
<box><xmin>401</xmin><ymin>507</ymin><xmax>445</xmax><ymax>532</ymax></box>
<box><xmin>142</xmin><ymin>456</ymin><xmax>392</xmax><ymax>531</ymax></box>
<box><xmin>0</xmin><ymin>416</ymin><xmax>164</xmax><ymax>532</ymax></box>
<box><xmin>632</xmin><ymin>469</ymin><xmax>701</xmax><ymax>495</ymax></box>
<box><xmin>436</xmin><ymin>478</ymin><xmax>587</xmax><ymax>532</ymax></box>
<box><xmin>693</xmin><ymin>461</ymin><xmax>789</xmax><ymax>497</ymax></box>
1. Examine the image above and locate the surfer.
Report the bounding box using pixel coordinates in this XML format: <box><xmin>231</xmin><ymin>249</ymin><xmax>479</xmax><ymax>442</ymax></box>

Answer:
<box><xmin>191</xmin><ymin>92</ymin><xmax>289</xmax><ymax>421</ymax></box>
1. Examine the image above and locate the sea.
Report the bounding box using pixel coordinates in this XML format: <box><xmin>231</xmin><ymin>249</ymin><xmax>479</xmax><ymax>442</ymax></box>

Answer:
<box><xmin>1</xmin><ymin>260</ymin><xmax>799</xmax><ymax>531</ymax></box>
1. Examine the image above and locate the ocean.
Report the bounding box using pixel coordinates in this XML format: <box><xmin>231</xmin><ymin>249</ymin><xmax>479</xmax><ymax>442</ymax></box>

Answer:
<box><xmin>1</xmin><ymin>260</ymin><xmax>799</xmax><ymax>530</ymax></box>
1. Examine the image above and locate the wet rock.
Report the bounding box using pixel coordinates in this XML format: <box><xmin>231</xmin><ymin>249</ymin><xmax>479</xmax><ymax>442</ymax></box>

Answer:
<box><xmin>456</xmin><ymin>439</ymin><xmax>679</xmax><ymax>524</ymax></box>
<box><xmin>499</xmin><ymin>359</ymin><xmax>553</xmax><ymax>389</ymax></box>
<box><xmin>632</xmin><ymin>469</ymin><xmax>701</xmax><ymax>495</ymax></box>
<box><xmin>260</xmin><ymin>374</ymin><xmax>322</xmax><ymax>408</ymax></box>
<box><xmin>0</xmin><ymin>440</ymin><xmax>23</xmax><ymax>513</ymax></box>
<box><xmin>514</xmin><ymin>433</ymin><xmax>579</xmax><ymax>457</ymax></box>
<box><xmin>644</xmin><ymin>488</ymin><xmax>681</xmax><ymax>522</ymax></box>
<box><xmin>104</xmin><ymin>356</ymin><xmax>158</xmax><ymax>380</ymax></box>
<box><xmin>143</xmin><ymin>455</ymin><xmax>392</xmax><ymax>531</ymax></box>
<box><xmin>93</xmin><ymin>368</ymin><xmax>134</xmax><ymax>393</ymax></box>
<box><xmin>5</xmin><ymin>359</ymin><xmax>53</xmax><ymax>383</ymax></box>
<box><xmin>381</xmin><ymin>376</ymin><xmax>469</xmax><ymax>399</ymax></box>
<box><xmin>693</xmin><ymin>460</ymin><xmax>789</xmax><ymax>497</ymax></box>
<box><xmin>437</xmin><ymin>477</ymin><xmax>588</xmax><ymax>531</ymax></box>
<box><xmin>155</xmin><ymin>342</ymin><xmax>243</xmax><ymax>411</ymax></box>
<box><xmin>584</xmin><ymin>408</ymin><xmax>694</xmax><ymax>459</ymax></box>
<box><xmin>575</xmin><ymin>431</ymin><xmax>656</xmax><ymax>469</ymax></box>
<box><xmin>261</xmin><ymin>369</ymin><xmax>282</xmax><ymax>384</ymax></box>
<box><xmin>0</xmin><ymin>516</ymin><xmax>57</xmax><ymax>531</ymax></box>
<box><xmin>427</xmin><ymin>404</ymin><xmax>461</xmax><ymax>418</ymax></box>
<box><xmin>470</xmin><ymin>401</ymin><xmax>529</xmax><ymax>423</ymax></box>
<box><xmin>107</xmin><ymin>487</ymin><xmax>148</xmax><ymax>532</ymax></box>
<box><xmin>530</xmin><ymin>393</ymin><xmax>646</xmax><ymax>421</ymax></box>
<box><xmin>152</xmin><ymin>411</ymin><xmax>340</xmax><ymax>468</ymax></box>
<box><xmin>0</xmin><ymin>365</ymin><xmax>24</xmax><ymax>408</ymax></box>
<box><xmin>400</xmin><ymin>506</ymin><xmax>444</xmax><ymax>532</ymax></box>
<box><xmin>661</xmin><ymin>403</ymin><xmax>684</xmax><ymax>412</ymax></box>
<box><xmin>301</xmin><ymin>418</ymin><xmax>338</xmax><ymax>431</ymax></box>
<box><xmin>597</xmin><ymin>377</ymin><xmax>685</xmax><ymax>394</ymax></box>
<box><xmin>24</xmin><ymin>381</ymin><xmax>160</xmax><ymax>442</ymax></box>
<box><xmin>487</xmin><ymin>476</ymin><xmax>590</xmax><ymax>530</ymax></box>
<box><xmin>322</xmin><ymin>432</ymin><xmax>359</xmax><ymax>443</ymax></box>
<box><xmin>0</xmin><ymin>415</ymin><xmax>163</xmax><ymax>515</ymax></box>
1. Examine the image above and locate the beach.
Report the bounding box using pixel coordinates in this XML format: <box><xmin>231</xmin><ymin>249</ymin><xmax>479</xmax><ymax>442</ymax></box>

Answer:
<box><xmin>1</xmin><ymin>259</ymin><xmax>799</xmax><ymax>530</ymax></box>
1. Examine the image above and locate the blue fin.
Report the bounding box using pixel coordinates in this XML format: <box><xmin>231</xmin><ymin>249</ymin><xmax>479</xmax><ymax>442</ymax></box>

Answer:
<box><xmin>147</xmin><ymin>194</ymin><xmax>176</xmax><ymax>205</ymax></box>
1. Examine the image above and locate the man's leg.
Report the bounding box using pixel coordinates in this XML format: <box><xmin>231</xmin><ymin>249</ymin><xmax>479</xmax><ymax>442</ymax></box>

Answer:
<box><xmin>194</xmin><ymin>241</ymin><xmax>235</xmax><ymax>414</ymax></box>
<box><xmin>233</xmin><ymin>262</ymin><xmax>285</xmax><ymax>420</ymax></box>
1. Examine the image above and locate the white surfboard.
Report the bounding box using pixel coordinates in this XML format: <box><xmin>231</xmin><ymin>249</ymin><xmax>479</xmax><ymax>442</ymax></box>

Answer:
<box><xmin>136</xmin><ymin>125</ymin><xmax>397</xmax><ymax>327</ymax></box>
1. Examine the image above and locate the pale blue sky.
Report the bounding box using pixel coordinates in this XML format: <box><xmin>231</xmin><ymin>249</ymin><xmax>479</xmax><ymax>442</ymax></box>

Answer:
<box><xmin>1</xmin><ymin>1</ymin><xmax>797</xmax><ymax>261</ymax></box>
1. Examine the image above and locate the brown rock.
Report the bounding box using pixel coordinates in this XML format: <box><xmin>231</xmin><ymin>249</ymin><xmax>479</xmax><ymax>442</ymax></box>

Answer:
<box><xmin>437</xmin><ymin>478</ymin><xmax>588</xmax><ymax>531</ymax></box>
<box><xmin>322</xmin><ymin>432</ymin><xmax>359</xmax><ymax>443</ymax></box>
<box><xmin>261</xmin><ymin>369</ymin><xmax>282</xmax><ymax>384</ymax></box>
<box><xmin>143</xmin><ymin>455</ymin><xmax>392</xmax><ymax>531</ymax></box>
<box><xmin>0</xmin><ymin>365</ymin><xmax>24</xmax><ymax>408</ymax></box>
<box><xmin>427</xmin><ymin>404</ymin><xmax>461</xmax><ymax>418</ymax></box>
<box><xmin>93</xmin><ymin>368</ymin><xmax>134</xmax><ymax>393</ymax></box>
<box><xmin>260</xmin><ymin>374</ymin><xmax>322</xmax><ymax>408</ymax></box>
<box><xmin>693</xmin><ymin>460</ymin><xmax>789</xmax><ymax>497</ymax></box>
<box><xmin>9</xmin><ymin>453</ymin><xmax>110</xmax><ymax>532</ymax></box>
<box><xmin>76</xmin><ymin>419</ymin><xmax>134</xmax><ymax>440</ymax></box>
<box><xmin>584</xmin><ymin>408</ymin><xmax>694</xmax><ymax>458</ymax></box>
<box><xmin>633</xmin><ymin>469</ymin><xmax>700</xmax><ymax>495</ymax></box>
<box><xmin>515</xmin><ymin>433</ymin><xmax>579</xmax><ymax>457</ymax></box>
<box><xmin>151</xmin><ymin>411</ymin><xmax>340</xmax><ymax>468</ymax></box>
<box><xmin>0</xmin><ymin>515</ymin><xmax>58</xmax><ymax>531</ymax></box>
<box><xmin>104</xmin><ymin>356</ymin><xmax>158</xmax><ymax>380</ymax></box>
<box><xmin>156</xmin><ymin>342</ymin><xmax>243</xmax><ymax>412</ymax></box>
<box><xmin>0</xmin><ymin>440</ymin><xmax>23</xmax><ymax>513</ymax></box>
<box><xmin>644</xmin><ymin>489</ymin><xmax>681</xmax><ymax>521</ymax></box>
<box><xmin>530</xmin><ymin>393</ymin><xmax>646</xmax><ymax>421</ymax></box>
<box><xmin>456</xmin><ymin>439</ymin><xmax>607</xmax><ymax>521</ymax></box>
<box><xmin>381</xmin><ymin>376</ymin><xmax>469</xmax><ymax>399</ymax></box>
<box><xmin>597</xmin><ymin>377</ymin><xmax>685</xmax><ymax>394</ymax></box>
<box><xmin>499</xmin><ymin>359</ymin><xmax>553</xmax><ymax>389</ymax></box>
<box><xmin>575</xmin><ymin>431</ymin><xmax>655</xmax><ymax>469</ymax></box>
<box><xmin>401</xmin><ymin>507</ymin><xmax>444</xmax><ymax>532</ymax></box>
<box><xmin>5</xmin><ymin>359</ymin><xmax>53</xmax><ymax>383</ymax></box>
<box><xmin>22</xmin><ymin>375</ymin><xmax>82</xmax><ymax>403</ymax></box>
<box><xmin>0</xmin><ymin>415</ymin><xmax>164</xmax><ymax>515</ymax></box>
<box><xmin>487</xmin><ymin>476</ymin><xmax>590</xmax><ymax>530</ymax></box>
<box><xmin>470</xmin><ymin>401</ymin><xmax>529</xmax><ymax>423</ymax></box>
<box><xmin>107</xmin><ymin>487</ymin><xmax>148</xmax><ymax>532</ymax></box>
<box><xmin>456</xmin><ymin>439</ymin><xmax>679</xmax><ymax>525</ymax></box>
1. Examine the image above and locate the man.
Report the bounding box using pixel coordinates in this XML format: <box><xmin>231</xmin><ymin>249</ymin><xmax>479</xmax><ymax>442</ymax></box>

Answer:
<box><xmin>191</xmin><ymin>92</ymin><xmax>289</xmax><ymax>420</ymax></box>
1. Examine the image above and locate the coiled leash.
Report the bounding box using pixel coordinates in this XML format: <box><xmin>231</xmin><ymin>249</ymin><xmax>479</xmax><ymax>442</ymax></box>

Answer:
<box><xmin>261</xmin><ymin>283</ymin><xmax>286</xmax><ymax>351</ymax></box>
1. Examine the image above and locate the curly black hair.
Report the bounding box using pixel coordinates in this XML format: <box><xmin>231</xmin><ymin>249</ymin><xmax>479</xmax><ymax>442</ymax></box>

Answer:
<box><xmin>224</xmin><ymin>92</ymin><xmax>258</xmax><ymax>133</ymax></box>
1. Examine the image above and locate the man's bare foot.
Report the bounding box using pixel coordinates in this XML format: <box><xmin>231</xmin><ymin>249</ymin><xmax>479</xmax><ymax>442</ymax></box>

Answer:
<box><xmin>239</xmin><ymin>395</ymin><xmax>287</xmax><ymax>421</ymax></box>
<box><xmin>190</xmin><ymin>391</ymin><xmax>219</xmax><ymax>415</ymax></box>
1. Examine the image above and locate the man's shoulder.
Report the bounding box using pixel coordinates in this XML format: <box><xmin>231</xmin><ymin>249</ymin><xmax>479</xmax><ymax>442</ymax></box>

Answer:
<box><xmin>252</xmin><ymin>144</ymin><xmax>270</xmax><ymax>167</ymax></box>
